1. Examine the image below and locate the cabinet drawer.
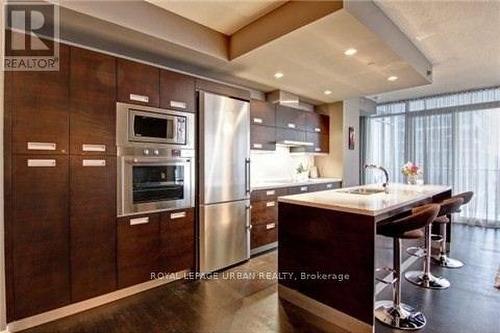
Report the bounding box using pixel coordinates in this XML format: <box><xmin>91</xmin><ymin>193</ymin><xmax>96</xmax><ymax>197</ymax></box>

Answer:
<box><xmin>288</xmin><ymin>185</ymin><xmax>310</xmax><ymax>194</ymax></box>
<box><xmin>117</xmin><ymin>213</ymin><xmax>161</xmax><ymax>288</ymax></box>
<box><xmin>251</xmin><ymin>125</ymin><xmax>276</xmax><ymax>151</ymax></box>
<box><xmin>251</xmin><ymin>200</ymin><xmax>278</xmax><ymax>226</ymax></box>
<box><xmin>160</xmin><ymin>70</ymin><xmax>195</xmax><ymax>112</ymax></box>
<box><xmin>251</xmin><ymin>223</ymin><xmax>278</xmax><ymax>249</ymax></box>
<box><xmin>276</xmin><ymin>105</ymin><xmax>305</xmax><ymax>130</ymax></box>
<box><xmin>160</xmin><ymin>208</ymin><xmax>195</xmax><ymax>273</ymax></box>
<box><xmin>250</xmin><ymin>99</ymin><xmax>275</xmax><ymax>126</ymax></box>
<box><xmin>251</xmin><ymin>187</ymin><xmax>288</xmax><ymax>201</ymax></box>
<box><xmin>309</xmin><ymin>182</ymin><xmax>340</xmax><ymax>192</ymax></box>
<box><xmin>117</xmin><ymin>59</ymin><xmax>159</xmax><ymax>107</ymax></box>
<box><xmin>306</xmin><ymin>112</ymin><xmax>329</xmax><ymax>134</ymax></box>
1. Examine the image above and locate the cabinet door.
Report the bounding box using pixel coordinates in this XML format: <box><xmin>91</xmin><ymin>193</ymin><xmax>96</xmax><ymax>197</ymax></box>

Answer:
<box><xmin>160</xmin><ymin>208</ymin><xmax>195</xmax><ymax>273</ymax></box>
<box><xmin>275</xmin><ymin>105</ymin><xmax>305</xmax><ymax>130</ymax></box>
<box><xmin>70</xmin><ymin>47</ymin><xmax>116</xmax><ymax>155</ymax></box>
<box><xmin>287</xmin><ymin>185</ymin><xmax>310</xmax><ymax>195</ymax></box>
<box><xmin>305</xmin><ymin>132</ymin><xmax>329</xmax><ymax>153</ymax></box>
<box><xmin>251</xmin><ymin>125</ymin><xmax>276</xmax><ymax>151</ymax></box>
<box><xmin>306</xmin><ymin>112</ymin><xmax>329</xmax><ymax>134</ymax></box>
<box><xmin>251</xmin><ymin>223</ymin><xmax>278</xmax><ymax>249</ymax></box>
<box><xmin>250</xmin><ymin>100</ymin><xmax>275</xmax><ymax>126</ymax></box>
<box><xmin>70</xmin><ymin>156</ymin><xmax>117</xmax><ymax>301</ymax></box>
<box><xmin>9</xmin><ymin>43</ymin><xmax>69</xmax><ymax>155</ymax></box>
<box><xmin>117</xmin><ymin>213</ymin><xmax>161</xmax><ymax>288</ymax></box>
<box><xmin>276</xmin><ymin>128</ymin><xmax>306</xmax><ymax>143</ymax></box>
<box><xmin>251</xmin><ymin>200</ymin><xmax>277</xmax><ymax>226</ymax></box>
<box><xmin>12</xmin><ymin>155</ymin><xmax>70</xmax><ymax>319</ymax></box>
<box><xmin>117</xmin><ymin>59</ymin><xmax>159</xmax><ymax>107</ymax></box>
<box><xmin>160</xmin><ymin>70</ymin><xmax>195</xmax><ymax>112</ymax></box>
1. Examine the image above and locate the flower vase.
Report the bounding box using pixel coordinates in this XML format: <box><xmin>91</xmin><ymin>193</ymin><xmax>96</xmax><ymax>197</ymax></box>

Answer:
<box><xmin>407</xmin><ymin>175</ymin><xmax>418</xmax><ymax>185</ymax></box>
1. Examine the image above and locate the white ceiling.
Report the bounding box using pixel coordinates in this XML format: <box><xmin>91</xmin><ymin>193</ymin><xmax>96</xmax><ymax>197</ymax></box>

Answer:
<box><xmin>145</xmin><ymin>0</ymin><xmax>286</xmax><ymax>35</ymax></box>
<box><xmin>373</xmin><ymin>0</ymin><xmax>500</xmax><ymax>103</ymax></box>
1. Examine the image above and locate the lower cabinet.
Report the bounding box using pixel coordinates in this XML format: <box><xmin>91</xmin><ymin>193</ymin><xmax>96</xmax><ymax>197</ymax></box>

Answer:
<box><xmin>251</xmin><ymin>223</ymin><xmax>278</xmax><ymax>249</ymax></box>
<box><xmin>117</xmin><ymin>213</ymin><xmax>161</xmax><ymax>288</ymax></box>
<box><xmin>160</xmin><ymin>208</ymin><xmax>195</xmax><ymax>273</ymax></box>
<box><xmin>70</xmin><ymin>156</ymin><xmax>117</xmax><ymax>301</ymax></box>
<box><xmin>11</xmin><ymin>155</ymin><xmax>70</xmax><ymax>319</ymax></box>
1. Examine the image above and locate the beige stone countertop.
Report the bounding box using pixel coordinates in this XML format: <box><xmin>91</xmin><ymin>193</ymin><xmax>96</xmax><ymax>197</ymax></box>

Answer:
<box><xmin>251</xmin><ymin>178</ymin><xmax>343</xmax><ymax>191</ymax></box>
<box><xmin>278</xmin><ymin>183</ymin><xmax>451</xmax><ymax>216</ymax></box>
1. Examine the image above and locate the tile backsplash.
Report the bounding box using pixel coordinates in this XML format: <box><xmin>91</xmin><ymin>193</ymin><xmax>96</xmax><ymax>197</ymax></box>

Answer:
<box><xmin>250</xmin><ymin>146</ymin><xmax>315</xmax><ymax>183</ymax></box>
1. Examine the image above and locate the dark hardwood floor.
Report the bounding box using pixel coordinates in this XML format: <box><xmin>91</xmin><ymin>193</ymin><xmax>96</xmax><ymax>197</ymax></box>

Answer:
<box><xmin>21</xmin><ymin>224</ymin><xmax>499</xmax><ymax>333</ymax></box>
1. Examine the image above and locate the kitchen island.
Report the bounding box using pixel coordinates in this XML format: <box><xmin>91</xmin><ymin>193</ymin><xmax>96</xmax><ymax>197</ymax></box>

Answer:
<box><xmin>277</xmin><ymin>183</ymin><xmax>451</xmax><ymax>333</ymax></box>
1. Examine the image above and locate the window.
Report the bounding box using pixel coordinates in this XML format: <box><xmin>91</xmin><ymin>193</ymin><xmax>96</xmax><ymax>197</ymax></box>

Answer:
<box><xmin>362</xmin><ymin>87</ymin><xmax>500</xmax><ymax>228</ymax></box>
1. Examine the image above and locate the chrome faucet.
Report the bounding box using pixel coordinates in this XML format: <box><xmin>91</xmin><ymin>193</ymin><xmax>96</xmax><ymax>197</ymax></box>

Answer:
<box><xmin>364</xmin><ymin>164</ymin><xmax>389</xmax><ymax>193</ymax></box>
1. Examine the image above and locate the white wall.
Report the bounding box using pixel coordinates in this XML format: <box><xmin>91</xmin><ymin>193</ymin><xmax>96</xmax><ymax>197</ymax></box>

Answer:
<box><xmin>251</xmin><ymin>146</ymin><xmax>314</xmax><ymax>183</ymax></box>
<box><xmin>342</xmin><ymin>99</ymin><xmax>361</xmax><ymax>186</ymax></box>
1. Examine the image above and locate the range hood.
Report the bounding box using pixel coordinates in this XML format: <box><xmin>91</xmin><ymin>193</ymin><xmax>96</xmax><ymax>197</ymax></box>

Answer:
<box><xmin>267</xmin><ymin>90</ymin><xmax>315</xmax><ymax>147</ymax></box>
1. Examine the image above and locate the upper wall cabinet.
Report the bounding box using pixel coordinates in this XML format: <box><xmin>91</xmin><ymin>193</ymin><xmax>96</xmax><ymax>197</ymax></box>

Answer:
<box><xmin>117</xmin><ymin>59</ymin><xmax>160</xmax><ymax>107</ymax></box>
<box><xmin>70</xmin><ymin>47</ymin><xmax>116</xmax><ymax>155</ymax></box>
<box><xmin>7</xmin><ymin>43</ymin><xmax>70</xmax><ymax>155</ymax></box>
<box><xmin>250</xmin><ymin>99</ymin><xmax>275</xmax><ymax>127</ymax></box>
<box><xmin>160</xmin><ymin>70</ymin><xmax>195</xmax><ymax>112</ymax></box>
<box><xmin>275</xmin><ymin>105</ymin><xmax>306</xmax><ymax>131</ymax></box>
<box><xmin>306</xmin><ymin>112</ymin><xmax>329</xmax><ymax>135</ymax></box>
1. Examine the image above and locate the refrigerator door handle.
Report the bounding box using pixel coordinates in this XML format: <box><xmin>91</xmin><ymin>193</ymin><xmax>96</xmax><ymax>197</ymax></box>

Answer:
<box><xmin>245</xmin><ymin>158</ymin><xmax>251</xmax><ymax>195</ymax></box>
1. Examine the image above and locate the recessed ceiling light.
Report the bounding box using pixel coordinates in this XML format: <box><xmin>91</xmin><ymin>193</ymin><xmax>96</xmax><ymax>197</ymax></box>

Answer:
<box><xmin>344</xmin><ymin>48</ymin><xmax>357</xmax><ymax>56</ymax></box>
<box><xmin>387</xmin><ymin>76</ymin><xmax>398</xmax><ymax>81</ymax></box>
<box><xmin>324</xmin><ymin>90</ymin><xmax>332</xmax><ymax>95</ymax></box>
<box><xmin>274</xmin><ymin>72</ymin><xmax>284</xmax><ymax>79</ymax></box>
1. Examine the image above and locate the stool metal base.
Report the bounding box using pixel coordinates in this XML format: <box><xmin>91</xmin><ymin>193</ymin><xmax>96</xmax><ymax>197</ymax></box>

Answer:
<box><xmin>404</xmin><ymin>270</ymin><xmax>451</xmax><ymax>290</ymax></box>
<box><xmin>431</xmin><ymin>254</ymin><xmax>464</xmax><ymax>269</ymax></box>
<box><xmin>375</xmin><ymin>300</ymin><xmax>427</xmax><ymax>330</ymax></box>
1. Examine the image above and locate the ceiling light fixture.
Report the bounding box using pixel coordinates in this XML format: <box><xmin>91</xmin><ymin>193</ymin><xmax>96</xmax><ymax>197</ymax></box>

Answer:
<box><xmin>344</xmin><ymin>48</ymin><xmax>357</xmax><ymax>56</ymax></box>
<box><xmin>324</xmin><ymin>90</ymin><xmax>332</xmax><ymax>95</ymax></box>
<box><xmin>387</xmin><ymin>76</ymin><xmax>398</xmax><ymax>81</ymax></box>
<box><xmin>274</xmin><ymin>72</ymin><xmax>284</xmax><ymax>79</ymax></box>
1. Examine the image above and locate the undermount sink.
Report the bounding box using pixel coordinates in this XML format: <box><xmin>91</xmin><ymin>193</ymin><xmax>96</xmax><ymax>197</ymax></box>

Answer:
<box><xmin>339</xmin><ymin>188</ymin><xmax>386</xmax><ymax>195</ymax></box>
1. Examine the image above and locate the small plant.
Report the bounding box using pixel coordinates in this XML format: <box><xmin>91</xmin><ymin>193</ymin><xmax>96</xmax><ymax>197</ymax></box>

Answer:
<box><xmin>296</xmin><ymin>163</ymin><xmax>307</xmax><ymax>174</ymax></box>
<box><xmin>401</xmin><ymin>161</ymin><xmax>422</xmax><ymax>177</ymax></box>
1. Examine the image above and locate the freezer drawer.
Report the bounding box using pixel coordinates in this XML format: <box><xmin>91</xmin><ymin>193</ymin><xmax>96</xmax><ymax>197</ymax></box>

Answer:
<box><xmin>199</xmin><ymin>200</ymin><xmax>250</xmax><ymax>273</ymax></box>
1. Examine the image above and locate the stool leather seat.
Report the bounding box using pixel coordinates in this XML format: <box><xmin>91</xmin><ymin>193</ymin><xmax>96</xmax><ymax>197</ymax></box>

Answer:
<box><xmin>434</xmin><ymin>215</ymin><xmax>449</xmax><ymax>224</ymax></box>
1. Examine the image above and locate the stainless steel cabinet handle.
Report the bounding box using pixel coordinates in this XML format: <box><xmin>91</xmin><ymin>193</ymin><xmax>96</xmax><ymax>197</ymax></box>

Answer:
<box><xmin>170</xmin><ymin>100</ymin><xmax>187</xmax><ymax>109</ymax></box>
<box><xmin>252</xmin><ymin>143</ymin><xmax>263</xmax><ymax>149</ymax></box>
<box><xmin>27</xmin><ymin>159</ymin><xmax>56</xmax><ymax>167</ymax></box>
<box><xmin>130</xmin><ymin>217</ymin><xmax>149</xmax><ymax>225</ymax></box>
<box><xmin>287</xmin><ymin>123</ymin><xmax>296</xmax><ymax>129</ymax></box>
<box><xmin>82</xmin><ymin>144</ymin><xmax>106</xmax><ymax>152</ymax></box>
<box><xmin>300</xmin><ymin>186</ymin><xmax>308</xmax><ymax>192</ymax></box>
<box><xmin>170</xmin><ymin>211</ymin><xmax>186</xmax><ymax>219</ymax></box>
<box><xmin>315</xmin><ymin>147</ymin><xmax>321</xmax><ymax>152</ymax></box>
<box><xmin>82</xmin><ymin>159</ymin><xmax>106</xmax><ymax>167</ymax></box>
<box><xmin>314</xmin><ymin>127</ymin><xmax>321</xmax><ymax>133</ymax></box>
<box><xmin>266</xmin><ymin>201</ymin><xmax>276</xmax><ymax>207</ymax></box>
<box><xmin>245</xmin><ymin>158</ymin><xmax>251</xmax><ymax>194</ymax></box>
<box><xmin>266</xmin><ymin>190</ymin><xmax>275</xmax><ymax>196</ymax></box>
<box><xmin>326</xmin><ymin>184</ymin><xmax>333</xmax><ymax>189</ymax></box>
<box><xmin>129</xmin><ymin>93</ymin><xmax>149</xmax><ymax>103</ymax></box>
<box><xmin>27</xmin><ymin>142</ymin><xmax>56</xmax><ymax>151</ymax></box>
<box><xmin>266</xmin><ymin>223</ymin><xmax>276</xmax><ymax>230</ymax></box>
<box><xmin>253</xmin><ymin>117</ymin><xmax>263</xmax><ymax>124</ymax></box>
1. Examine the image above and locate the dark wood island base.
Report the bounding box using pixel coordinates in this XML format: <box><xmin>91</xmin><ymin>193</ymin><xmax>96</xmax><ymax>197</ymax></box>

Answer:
<box><xmin>277</xmin><ymin>184</ymin><xmax>451</xmax><ymax>333</ymax></box>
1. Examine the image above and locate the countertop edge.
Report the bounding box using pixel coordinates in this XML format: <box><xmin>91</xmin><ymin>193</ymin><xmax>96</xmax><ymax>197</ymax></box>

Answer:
<box><xmin>251</xmin><ymin>178</ymin><xmax>343</xmax><ymax>191</ymax></box>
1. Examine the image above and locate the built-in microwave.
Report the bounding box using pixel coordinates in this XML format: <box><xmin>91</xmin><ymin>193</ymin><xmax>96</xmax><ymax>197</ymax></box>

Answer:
<box><xmin>116</xmin><ymin>102</ymin><xmax>195</xmax><ymax>149</ymax></box>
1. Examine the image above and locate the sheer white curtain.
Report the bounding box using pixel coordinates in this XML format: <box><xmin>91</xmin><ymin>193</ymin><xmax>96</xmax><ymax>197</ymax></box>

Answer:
<box><xmin>363</xmin><ymin>87</ymin><xmax>500</xmax><ymax>228</ymax></box>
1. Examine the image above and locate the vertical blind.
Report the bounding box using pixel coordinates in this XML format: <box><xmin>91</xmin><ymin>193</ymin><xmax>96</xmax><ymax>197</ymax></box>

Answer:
<box><xmin>363</xmin><ymin>87</ymin><xmax>500</xmax><ymax>228</ymax></box>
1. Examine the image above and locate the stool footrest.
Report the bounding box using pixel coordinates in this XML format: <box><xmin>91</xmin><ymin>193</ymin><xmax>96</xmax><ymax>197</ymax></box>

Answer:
<box><xmin>406</xmin><ymin>246</ymin><xmax>426</xmax><ymax>258</ymax></box>
<box><xmin>375</xmin><ymin>266</ymin><xmax>396</xmax><ymax>285</ymax></box>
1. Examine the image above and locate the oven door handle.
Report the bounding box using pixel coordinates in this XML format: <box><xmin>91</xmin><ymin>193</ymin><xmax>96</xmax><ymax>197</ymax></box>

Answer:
<box><xmin>124</xmin><ymin>157</ymin><xmax>189</xmax><ymax>165</ymax></box>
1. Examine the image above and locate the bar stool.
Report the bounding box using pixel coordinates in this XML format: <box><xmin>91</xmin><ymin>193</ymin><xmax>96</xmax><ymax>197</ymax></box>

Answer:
<box><xmin>375</xmin><ymin>204</ymin><xmax>440</xmax><ymax>330</ymax></box>
<box><xmin>405</xmin><ymin>197</ymin><xmax>463</xmax><ymax>289</ymax></box>
<box><xmin>432</xmin><ymin>192</ymin><xmax>473</xmax><ymax>268</ymax></box>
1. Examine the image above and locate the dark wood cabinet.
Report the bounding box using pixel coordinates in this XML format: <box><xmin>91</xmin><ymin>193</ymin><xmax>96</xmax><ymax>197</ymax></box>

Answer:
<box><xmin>251</xmin><ymin>200</ymin><xmax>277</xmax><ymax>227</ymax></box>
<box><xmin>11</xmin><ymin>155</ymin><xmax>70</xmax><ymax>319</ymax></box>
<box><xmin>250</xmin><ymin>100</ymin><xmax>275</xmax><ymax>126</ymax></box>
<box><xmin>309</xmin><ymin>182</ymin><xmax>341</xmax><ymax>192</ymax></box>
<box><xmin>251</xmin><ymin>223</ymin><xmax>278</xmax><ymax>249</ymax></box>
<box><xmin>160</xmin><ymin>70</ymin><xmax>195</xmax><ymax>112</ymax></box>
<box><xmin>195</xmin><ymin>79</ymin><xmax>250</xmax><ymax>101</ymax></box>
<box><xmin>70</xmin><ymin>47</ymin><xmax>116</xmax><ymax>155</ymax></box>
<box><xmin>70</xmin><ymin>156</ymin><xmax>117</xmax><ymax>301</ymax></box>
<box><xmin>287</xmin><ymin>185</ymin><xmax>311</xmax><ymax>195</ymax></box>
<box><xmin>117</xmin><ymin>59</ymin><xmax>160</xmax><ymax>107</ymax></box>
<box><xmin>276</xmin><ymin>127</ymin><xmax>306</xmax><ymax>143</ymax></box>
<box><xmin>275</xmin><ymin>105</ymin><xmax>306</xmax><ymax>130</ymax></box>
<box><xmin>8</xmin><ymin>43</ymin><xmax>69</xmax><ymax>155</ymax></box>
<box><xmin>117</xmin><ymin>213</ymin><xmax>161</xmax><ymax>288</ymax></box>
<box><xmin>305</xmin><ymin>112</ymin><xmax>329</xmax><ymax>135</ymax></box>
<box><xmin>305</xmin><ymin>132</ymin><xmax>330</xmax><ymax>153</ymax></box>
<box><xmin>251</xmin><ymin>125</ymin><xmax>276</xmax><ymax>151</ymax></box>
<box><xmin>160</xmin><ymin>208</ymin><xmax>195</xmax><ymax>273</ymax></box>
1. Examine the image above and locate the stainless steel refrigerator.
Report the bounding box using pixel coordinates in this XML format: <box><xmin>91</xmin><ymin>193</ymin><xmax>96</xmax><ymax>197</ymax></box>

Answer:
<box><xmin>198</xmin><ymin>91</ymin><xmax>251</xmax><ymax>273</ymax></box>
